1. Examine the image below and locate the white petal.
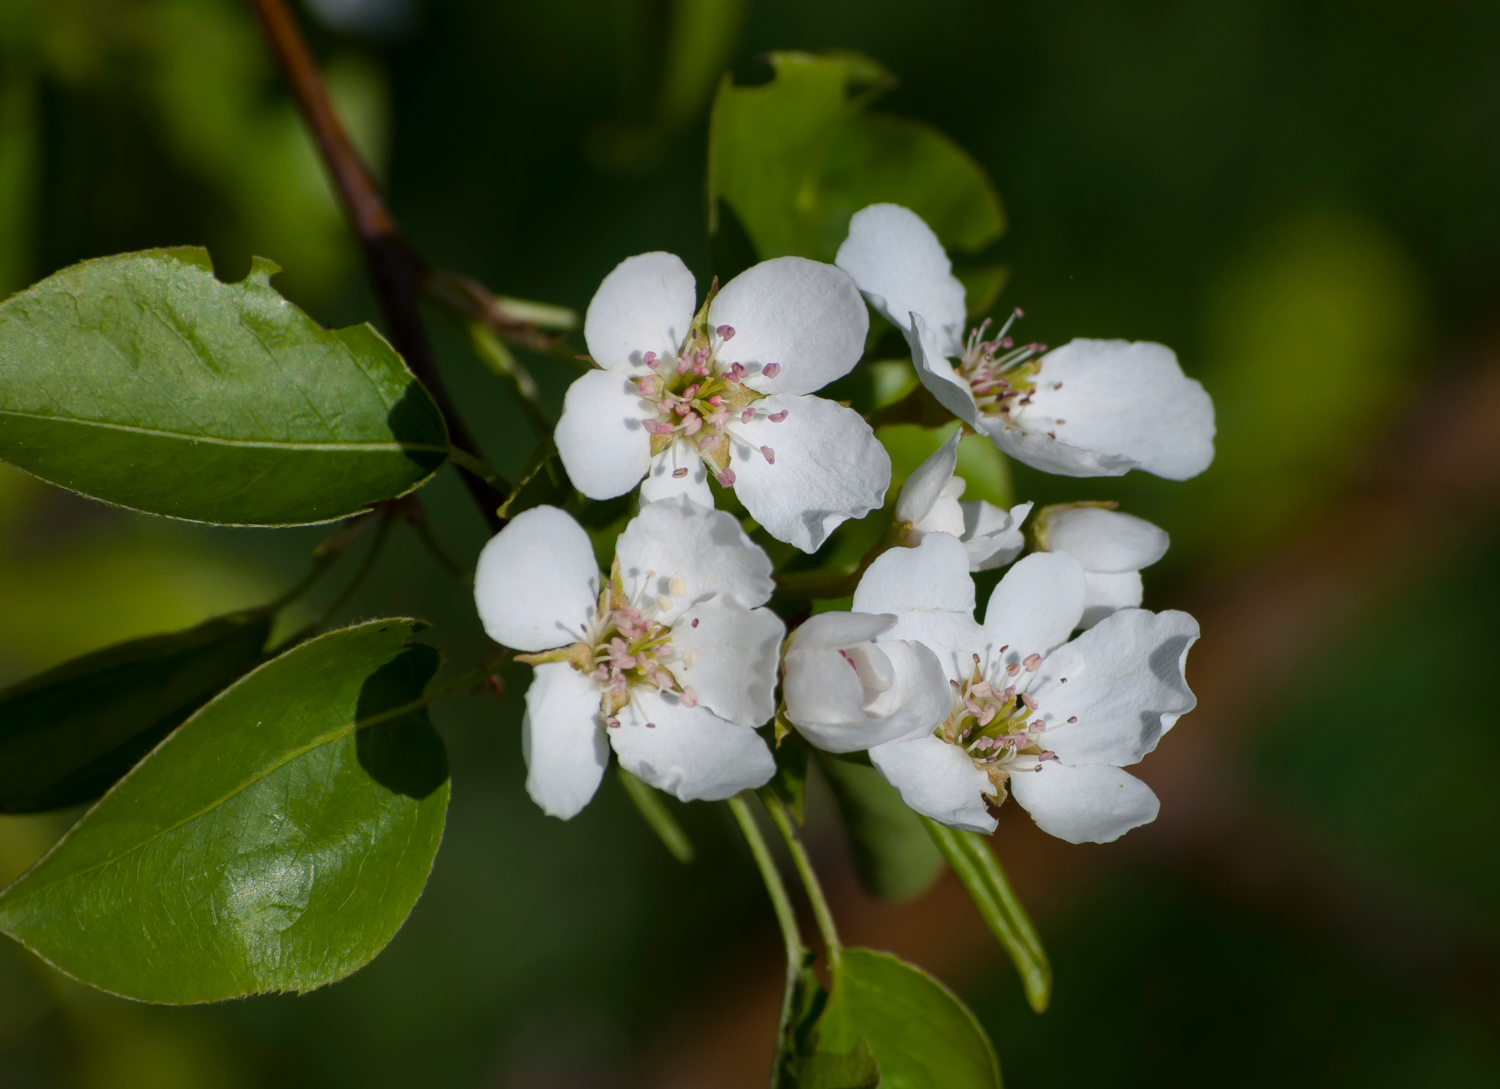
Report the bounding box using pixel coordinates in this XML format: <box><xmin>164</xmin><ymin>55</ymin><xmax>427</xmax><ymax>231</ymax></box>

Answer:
<box><xmin>961</xmin><ymin>499</ymin><xmax>1031</xmax><ymax>571</ymax></box>
<box><xmin>1043</xmin><ymin>506</ymin><xmax>1169</xmax><ymax>573</ymax></box>
<box><xmin>868</xmin><ymin>736</ymin><xmax>996</xmax><ymax>834</ymax></box>
<box><xmin>611</xmin><ymin>689</ymin><xmax>775</xmax><ymax>802</ymax></box>
<box><xmin>554</xmin><ymin>369</ymin><xmax>653</xmax><ymax>500</ymax></box>
<box><xmin>639</xmin><ymin>446</ymin><xmax>714</xmax><ymax>507</ymax></box>
<box><xmin>709</xmin><ymin>256</ymin><xmax>868</xmax><ymax>396</ymax></box>
<box><xmin>910</xmin><ymin>312</ymin><xmax>982</xmax><ymax>427</ymax></box>
<box><xmin>475</xmin><ymin>506</ymin><xmax>599</xmax><ymax>652</ymax></box>
<box><xmin>853</xmin><ymin>533</ymin><xmax>983</xmax><ymax>681</ymax></box>
<box><xmin>1080</xmin><ymin>571</ymin><xmax>1143</xmax><ymax>629</ymax></box>
<box><xmin>669</xmin><ymin>596</ymin><xmax>785</xmax><ymax>727</ymax></box>
<box><xmin>1008</xmin><ymin>762</ymin><xmax>1159</xmax><ymax>844</ymax></box>
<box><xmin>783</xmin><ymin>617</ymin><xmax>951</xmax><ymax>753</ymax></box>
<box><xmin>1006</xmin><ymin>339</ymin><xmax>1216</xmax><ymax>480</ymax></box>
<box><xmin>1028</xmin><ymin>608</ymin><xmax>1199</xmax><ymax>766</ymax></box>
<box><xmin>895</xmin><ymin>430</ymin><xmax>961</xmax><ymax>524</ymax></box>
<box><xmin>834</xmin><ymin>204</ymin><xmax>967</xmax><ymax>357</ymax></box>
<box><xmin>982</xmin><ymin>551</ymin><xmax>1087</xmax><ymax>662</ymax></box>
<box><xmin>522</xmin><ymin>663</ymin><xmax>609</xmax><ymax>820</ymax></box>
<box><xmin>615</xmin><ymin>495</ymin><xmax>774</xmax><ymax>620</ymax></box>
<box><xmin>730</xmin><ymin>394</ymin><xmax>891</xmax><ymax>553</ymax></box>
<box><xmin>583</xmin><ymin>251</ymin><xmax>696</xmax><ymax>373</ymax></box>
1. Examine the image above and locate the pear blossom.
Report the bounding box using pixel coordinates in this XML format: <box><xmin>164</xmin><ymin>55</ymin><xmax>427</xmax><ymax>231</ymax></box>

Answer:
<box><xmin>473</xmin><ymin>496</ymin><xmax>783</xmax><ymax>819</ymax></box>
<box><xmin>554</xmin><ymin>250</ymin><xmax>892</xmax><ymax>552</ymax></box>
<box><xmin>1032</xmin><ymin>502</ymin><xmax>1170</xmax><ymax>629</ymax></box>
<box><xmin>781</xmin><ymin>612</ymin><xmax>950</xmax><ymax>753</ymax></box>
<box><xmin>895</xmin><ymin>430</ymin><xmax>1032</xmax><ymax>571</ymax></box>
<box><xmin>835</xmin><ymin>203</ymin><xmax>1216</xmax><ymax>481</ymax></box>
<box><xmin>848</xmin><ymin>532</ymin><xmax>1198</xmax><ymax>843</ymax></box>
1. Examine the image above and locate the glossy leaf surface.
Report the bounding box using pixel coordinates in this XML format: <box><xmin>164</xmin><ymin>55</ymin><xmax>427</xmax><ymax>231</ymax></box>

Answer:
<box><xmin>0</xmin><ymin>619</ymin><xmax>449</xmax><ymax>1003</ymax></box>
<box><xmin>818</xmin><ymin>751</ymin><xmax>944</xmax><ymax>902</ymax></box>
<box><xmin>710</xmin><ymin>52</ymin><xmax>1004</xmax><ymax>263</ymax></box>
<box><xmin>0</xmin><ymin>610</ymin><xmax>271</xmax><ymax>813</ymax></box>
<box><xmin>0</xmin><ymin>248</ymin><xmax>448</xmax><ymax>525</ymax></box>
<box><xmin>817</xmin><ymin>949</ymin><xmax>1001</xmax><ymax>1089</ymax></box>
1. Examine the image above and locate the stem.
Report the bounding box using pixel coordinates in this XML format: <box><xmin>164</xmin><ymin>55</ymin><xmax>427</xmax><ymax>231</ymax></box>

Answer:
<box><xmin>760</xmin><ymin>788</ymin><xmax>842</xmax><ymax>972</ymax></box>
<box><xmin>248</xmin><ymin>0</ymin><xmax>508</xmax><ymax>527</ymax></box>
<box><xmin>617</xmin><ymin>767</ymin><xmax>694</xmax><ymax>863</ymax></box>
<box><xmin>447</xmin><ymin>446</ymin><xmax>506</xmax><ymax>487</ymax></box>
<box><xmin>408</xmin><ymin>516</ymin><xmax>472</xmax><ymax>586</ymax></box>
<box><xmin>461</xmin><ymin>322</ymin><xmax>554</xmax><ymax>438</ymax></box>
<box><xmin>728</xmin><ymin>793</ymin><xmax>805</xmax><ymax>1089</ymax></box>
<box><xmin>425</xmin><ymin>267</ymin><xmax>581</xmax><ymax>359</ymax></box>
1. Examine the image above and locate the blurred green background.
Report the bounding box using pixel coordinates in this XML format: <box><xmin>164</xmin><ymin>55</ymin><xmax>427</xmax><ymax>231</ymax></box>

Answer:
<box><xmin>2</xmin><ymin>0</ymin><xmax>1499</xmax><ymax>1085</ymax></box>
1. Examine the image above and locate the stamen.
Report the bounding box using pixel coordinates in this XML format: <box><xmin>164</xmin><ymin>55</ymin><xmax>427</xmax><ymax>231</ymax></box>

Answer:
<box><xmin>1021</xmin><ymin>693</ymin><xmax>1037</xmax><ymax>711</ymax></box>
<box><xmin>768</xmin><ymin>410</ymin><xmax>788</xmax><ymax>423</ymax></box>
<box><xmin>1066</xmin><ymin>716</ymin><xmax>1077</xmax><ymax>723</ymax></box>
<box><xmin>672</xmin><ymin>467</ymin><xmax>689</xmax><ymax>478</ymax></box>
<box><xmin>681</xmin><ymin>686</ymin><xmax>698</xmax><ymax>708</ymax></box>
<box><xmin>716</xmin><ymin>469</ymin><xmax>736</xmax><ymax>488</ymax></box>
<box><xmin>643</xmin><ymin>351</ymin><xmax>658</xmax><ymax>369</ymax></box>
<box><xmin>761</xmin><ymin>362</ymin><xmax>781</xmax><ymax>379</ymax></box>
<box><xmin>1023</xmin><ymin>653</ymin><xmax>1042</xmax><ymax>672</ymax></box>
<box><xmin>669</xmin><ymin>577</ymin><xmax>686</xmax><ymax>596</ymax></box>
<box><xmin>760</xmin><ymin>445</ymin><xmax>775</xmax><ymax>464</ymax></box>
<box><xmin>716</xmin><ymin>325</ymin><xmax>735</xmax><ymax>340</ymax></box>
<box><xmin>741</xmin><ymin>408</ymin><xmax>755</xmax><ymax>423</ymax></box>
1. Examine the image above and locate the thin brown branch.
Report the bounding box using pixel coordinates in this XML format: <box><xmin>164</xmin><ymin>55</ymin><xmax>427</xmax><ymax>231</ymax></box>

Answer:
<box><xmin>248</xmin><ymin>0</ymin><xmax>507</xmax><ymax>530</ymax></box>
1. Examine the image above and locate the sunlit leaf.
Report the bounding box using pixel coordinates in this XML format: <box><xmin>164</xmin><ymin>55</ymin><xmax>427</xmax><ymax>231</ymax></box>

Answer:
<box><xmin>818</xmin><ymin>752</ymin><xmax>943</xmax><ymax>902</ymax></box>
<box><xmin>0</xmin><ymin>609</ymin><xmax>271</xmax><ymax>814</ymax></box>
<box><xmin>0</xmin><ymin>248</ymin><xmax>448</xmax><ymax>525</ymax></box>
<box><xmin>0</xmin><ymin>618</ymin><xmax>449</xmax><ymax>1003</ymax></box>
<box><xmin>709</xmin><ymin>51</ymin><xmax>1004</xmax><ymax>263</ymax></box>
<box><xmin>816</xmin><ymin>948</ymin><xmax>1001</xmax><ymax>1089</ymax></box>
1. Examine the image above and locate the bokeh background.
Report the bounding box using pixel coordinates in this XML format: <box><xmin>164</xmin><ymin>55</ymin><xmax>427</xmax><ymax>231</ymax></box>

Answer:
<box><xmin>3</xmin><ymin>0</ymin><xmax>1500</xmax><ymax>1085</ymax></box>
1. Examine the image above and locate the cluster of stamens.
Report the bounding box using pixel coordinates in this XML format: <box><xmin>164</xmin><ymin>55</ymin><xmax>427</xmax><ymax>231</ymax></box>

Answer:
<box><xmin>955</xmin><ymin>309</ymin><xmax>1050</xmax><ymax>421</ymax></box>
<box><xmin>938</xmin><ymin>650</ymin><xmax>1076</xmax><ymax>798</ymax></box>
<box><xmin>634</xmin><ymin>313</ymin><xmax>788</xmax><ymax>486</ymax></box>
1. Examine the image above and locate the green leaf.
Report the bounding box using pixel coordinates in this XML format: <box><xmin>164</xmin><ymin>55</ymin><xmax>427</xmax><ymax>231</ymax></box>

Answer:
<box><xmin>709</xmin><ymin>52</ymin><xmax>1004</xmax><ymax>263</ymax></box>
<box><xmin>788</xmin><ymin>1037</ymin><xmax>880</xmax><ymax>1089</ymax></box>
<box><xmin>817</xmin><ymin>751</ymin><xmax>944</xmax><ymax>902</ymax></box>
<box><xmin>923</xmin><ymin>817</ymin><xmax>1051</xmax><ymax>1013</ymax></box>
<box><xmin>0</xmin><ymin>618</ymin><xmax>449</xmax><ymax>1003</ymax></box>
<box><xmin>815</xmin><ymin>948</ymin><xmax>1001</xmax><ymax>1089</ymax></box>
<box><xmin>0</xmin><ymin>610</ymin><xmax>272</xmax><ymax>814</ymax></box>
<box><xmin>0</xmin><ymin>248</ymin><xmax>449</xmax><ymax>525</ymax></box>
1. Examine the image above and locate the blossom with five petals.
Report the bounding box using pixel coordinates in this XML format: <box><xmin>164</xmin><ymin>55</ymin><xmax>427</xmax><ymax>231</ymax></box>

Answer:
<box><xmin>473</xmin><ymin>497</ymin><xmax>784</xmax><ymax>819</ymax></box>
<box><xmin>835</xmin><ymin>203</ymin><xmax>1216</xmax><ymax>481</ymax></box>
<box><xmin>894</xmin><ymin>430</ymin><xmax>1032</xmax><ymax>571</ymax></box>
<box><xmin>555</xmin><ymin>251</ymin><xmax>892</xmax><ymax>552</ymax></box>
<box><xmin>848</xmin><ymin>532</ymin><xmax>1199</xmax><ymax>843</ymax></box>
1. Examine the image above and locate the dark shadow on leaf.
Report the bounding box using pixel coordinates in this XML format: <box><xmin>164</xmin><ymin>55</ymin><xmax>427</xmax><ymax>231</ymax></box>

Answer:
<box><xmin>355</xmin><ymin>645</ymin><xmax>448</xmax><ymax>800</ymax></box>
<box><xmin>386</xmin><ymin>381</ymin><xmax>449</xmax><ymax>474</ymax></box>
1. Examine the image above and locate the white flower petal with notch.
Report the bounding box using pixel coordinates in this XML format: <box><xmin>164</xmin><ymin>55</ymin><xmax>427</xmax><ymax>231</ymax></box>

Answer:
<box><xmin>1008</xmin><ymin>762</ymin><xmax>1160</xmax><ymax>844</ymax></box>
<box><xmin>554</xmin><ymin>369</ymin><xmax>655</xmax><ymax>501</ymax></box>
<box><xmin>670</xmin><ymin>595</ymin><xmax>785</xmax><ymax>728</ymax></box>
<box><xmin>583</xmin><ymin>251</ymin><xmax>697</xmax><ymax>374</ymax></box>
<box><xmin>611</xmin><ymin>690</ymin><xmax>775</xmax><ymax>802</ymax></box>
<box><xmin>835</xmin><ymin>203</ymin><xmax>967</xmax><ymax>359</ymax></box>
<box><xmin>868</xmin><ymin>735</ymin><xmax>998</xmax><ymax>834</ymax></box>
<box><xmin>474</xmin><ymin>505</ymin><xmax>599</xmax><ymax>652</ymax></box>
<box><xmin>522</xmin><ymin>663</ymin><xmax>611</xmax><ymax>820</ymax></box>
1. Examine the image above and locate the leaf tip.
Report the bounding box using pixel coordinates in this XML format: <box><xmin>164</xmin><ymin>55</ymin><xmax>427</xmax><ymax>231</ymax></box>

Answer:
<box><xmin>246</xmin><ymin>256</ymin><xmax>284</xmax><ymax>287</ymax></box>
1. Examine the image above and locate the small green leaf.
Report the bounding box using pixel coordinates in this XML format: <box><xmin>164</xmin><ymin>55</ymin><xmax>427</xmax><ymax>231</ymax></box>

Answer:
<box><xmin>0</xmin><ymin>610</ymin><xmax>271</xmax><ymax>814</ymax></box>
<box><xmin>0</xmin><ymin>619</ymin><xmax>449</xmax><ymax>1003</ymax></box>
<box><xmin>709</xmin><ymin>52</ymin><xmax>1004</xmax><ymax>263</ymax></box>
<box><xmin>617</xmin><ymin>766</ymin><xmax>694</xmax><ymax>864</ymax></box>
<box><xmin>817</xmin><ymin>752</ymin><xmax>943</xmax><ymax>902</ymax></box>
<box><xmin>816</xmin><ymin>948</ymin><xmax>1001</xmax><ymax>1089</ymax></box>
<box><xmin>788</xmin><ymin>1037</ymin><xmax>880</xmax><ymax>1089</ymax></box>
<box><xmin>923</xmin><ymin>817</ymin><xmax>1051</xmax><ymax>1013</ymax></box>
<box><xmin>0</xmin><ymin>249</ymin><xmax>449</xmax><ymax>525</ymax></box>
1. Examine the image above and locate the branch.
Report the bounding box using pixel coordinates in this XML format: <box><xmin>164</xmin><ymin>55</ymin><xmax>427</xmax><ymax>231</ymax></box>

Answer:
<box><xmin>249</xmin><ymin>0</ymin><xmax>507</xmax><ymax>530</ymax></box>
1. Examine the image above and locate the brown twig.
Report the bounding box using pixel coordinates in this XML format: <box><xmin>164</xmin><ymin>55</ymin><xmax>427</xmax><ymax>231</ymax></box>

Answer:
<box><xmin>249</xmin><ymin>0</ymin><xmax>507</xmax><ymax>530</ymax></box>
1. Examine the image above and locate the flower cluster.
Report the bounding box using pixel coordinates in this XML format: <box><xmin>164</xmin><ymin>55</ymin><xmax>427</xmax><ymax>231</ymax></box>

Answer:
<box><xmin>476</xmin><ymin>203</ymin><xmax>1214</xmax><ymax>845</ymax></box>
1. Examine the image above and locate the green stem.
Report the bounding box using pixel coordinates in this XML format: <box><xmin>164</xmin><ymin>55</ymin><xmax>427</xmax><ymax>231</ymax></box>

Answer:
<box><xmin>729</xmin><ymin>793</ymin><xmax>805</xmax><ymax>1089</ymax></box>
<box><xmin>760</xmin><ymin>787</ymin><xmax>842</xmax><ymax>972</ymax></box>
<box><xmin>617</xmin><ymin>767</ymin><xmax>694</xmax><ymax>863</ymax></box>
<box><xmin>408</xmin><ymin>515</ymin><xmax>472</xmax><ymax>586</ymax></box>
<box><xmin>923</xmin><ymin>816</ymin><xmax>1052</xmax><ymax>1012</ymax></box>
<box><xmin>447</xmin><ymin>446</ymin><xmax>506</xmax><ymax>488</ymax></box>
<box><xmin>465</xmin><ymin>321</ymin><xmax>554</xmax><ymax>439</ymax></box>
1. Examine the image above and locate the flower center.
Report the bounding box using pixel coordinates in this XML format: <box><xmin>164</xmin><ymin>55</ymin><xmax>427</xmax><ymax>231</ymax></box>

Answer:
<box><xmin>938</xmin><ymin>651</ymin><xmax>1065</xmax><ymax>799</ymax></box>
<box><xmin>954</xmin><ymin>309</ymin><xmax>1046</xmax><ymax>421</ymax></box>
<box><xmin>633</xmin><ymin>306</ymin><xmax>789</xmax><ymax>486</ymax></box>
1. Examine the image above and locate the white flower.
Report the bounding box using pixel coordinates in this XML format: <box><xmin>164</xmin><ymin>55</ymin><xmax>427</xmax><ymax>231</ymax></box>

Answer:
<box><xmin>1032</xmin><ymin>503</ymin><xmax>1170</xmax><ymax>629</ymax></box>
<box><xmin>473</xmin><ymin>497</ymin><xmax>784</xmax><ymax>818</ymax></box>
<box><xmin>849</xmin><ymin>532</ymin><xmax>1198</xmax><ymax>843</ymax></box>
<box><xmin>895</xmin><ymin>430</ymin><xmax>1032</xmax><ymax>571</ymax></box>
<box><xmin>835</xmin><ymin>203</ymin><xmax>1216</xmax><ymax>481</ymax></box>
<box><xmin>781</xmin><ymin>612</ymin><xmax>951</xmax><ymax>753</ymax></box>
<box><xmin>554</xmin><ymin>251</ymin><xmax>892</xmax><ymax>553</ymax></box>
